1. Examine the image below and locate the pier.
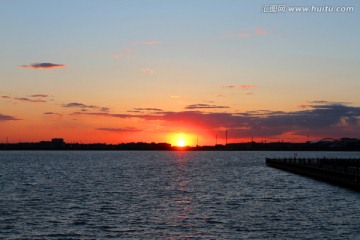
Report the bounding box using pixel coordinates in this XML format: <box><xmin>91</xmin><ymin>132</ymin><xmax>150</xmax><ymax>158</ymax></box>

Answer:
<box><xmin>266</xmin><ymin>157</ymin><xmax>360</xmax><ymax>191</ymax></box>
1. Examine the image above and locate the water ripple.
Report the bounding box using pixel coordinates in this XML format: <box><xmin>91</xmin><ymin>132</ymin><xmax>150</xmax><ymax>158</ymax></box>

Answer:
<box><xmin>0</xmin><ymin>151</ymin><xmax>360</xmax><ymax>239</ymax></box>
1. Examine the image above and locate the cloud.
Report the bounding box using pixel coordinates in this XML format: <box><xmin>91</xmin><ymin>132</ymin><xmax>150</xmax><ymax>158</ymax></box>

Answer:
<box><xmin>141</xmin><ymin>67</ymin><xmax>155</xmax><ymax>75</ymax></box>
<box><xmin>1</xmin><ymin>96</ymin><xmax>11</xmax><ymax>99</ymax></box>
<box><xmin>74</xmin><ymin>103</ymin><xmax>360</xmax><ymax>139</ymax></box>
<box><xmin>239</xmin><ymin>85</ymin><xmax>256</xmax><ymax>89</ymax></box>
<box><xmin>185</xmin><ymin>104</ymin><xmax>230</xmax><ymax>109</ymax></box>
<box><xmin>14</xmin><ymin>97</ymin><xmax>47</xmax><ymax>103</ymax></box>
<box><xmin>130</xmin><ymin>42</ymin><xmax>162</xmax><ymax>45</ymax></box>
<box><xmin>0</xmin><ymin>113</ymin><xmax>20</xmax><ymax>121</ymax></box>
<box><xmin>96</xmin><ymin>127</ymin><xmax>142</xmax><ymax>133</ymax></box>
<box><xmin>221</xmin><ymin>85</ymin><xmax>256</xmax><ymax>90</ymax></box>
<box><xmin>30</xmin><ymin>94</ymin><xmax>48</xmax><ymax>98</ymax></box>
<box><xmin>62</xmin><ymin>102</ymin><xmax>110</xmax><ymax>114</ymax></box>
<box><xmin>298</xmin><ymin>100</ymin><xmax>349</xmax><ymax>109</ymax></box>
<box><xmin>237</xmin><ymin>28</ymin><xmax>268</xmax><ymax>39</ymax></box>
<box><xmin>99</xmin><ymin>107</ymin><xmax>110</xmax><ymax>112</ymax></box>
<box><xmin>114</xmin><ymin>48</ymin><xmax>136</xmax><ymax>60</ymax></box>
<box><xmin>71</xmin><ymin>112</ymin><xmax>133</xmax><ymax>119</ymax></box>
<box><xmin>44</xmin><ymin>112</ymin><xmax>63</xmax><ymax>117</ymax></box>
<box><xmin>239</xmin><ymin>33</ymin><xmax>250</xmax><ymax>38</ymax></box>
<box><xmin>134</xmin><ymin>108</ymin><xmax>163</xmax><ymax>111</ymax></box>
<box><xmin>62</xmin><ymin>102</ymin><xmax>97</xmax><ymax>109</ymax></box>
<box><xmin>255</xmin><ymin>28</ymin><xmax>267</xmax><ymax>35</ymax></box>
<box><xmin>20</xmin><ymin>63</ymin><xmax>66</xmax><ymax>69</ymax></box>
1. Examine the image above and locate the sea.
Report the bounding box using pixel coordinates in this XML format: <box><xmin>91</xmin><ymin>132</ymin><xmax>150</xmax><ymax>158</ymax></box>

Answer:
<box><xmin>1</xmin><ymin>151</ymin><xmax>360</xmax><ymax>239</ymax></box>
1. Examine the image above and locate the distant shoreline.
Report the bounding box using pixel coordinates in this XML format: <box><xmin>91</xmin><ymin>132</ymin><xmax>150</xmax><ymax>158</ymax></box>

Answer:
<box><xmin>1</xmin><ymin>137</ymin><xmax>360</xmax><ymax>151</ymax></box>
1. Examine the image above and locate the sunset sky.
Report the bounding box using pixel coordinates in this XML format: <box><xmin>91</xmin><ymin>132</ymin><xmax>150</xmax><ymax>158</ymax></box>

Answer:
<box><xmin>1</xmin><ymin>0</ymin><xmax>359</xmax><ymax>146</ymax></box>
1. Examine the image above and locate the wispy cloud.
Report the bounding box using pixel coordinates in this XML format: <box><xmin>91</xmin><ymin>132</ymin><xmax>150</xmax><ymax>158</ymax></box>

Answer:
<box><xmin>30</xmin><ymin>94</ymin><xmax>49</xmax><ymax>98</ymax></box>
<box><xmin>96</xmin><ymin>127</ymin><xmax>142</xmax><ymax>133</ymax></box>
<box><xmin>239</xmin><ymin>84</ymin><xmax>256</xmax><ymax>89</ymax></box>
<box><xmin>114</xmin><ymin>48</ymin><xmax>135</xmax><ymax>60</ymax></box>
<box><xmin>3</xmin><ymin>94</ymin><xmax>51</xmax><ymax>104</ymax></box>
<box><xmin>14</xmin><ymin>97</ymin><xmax>47</xmax><ymax>103</ymax></box>
<box><xmin>255</xmin><ymin>27</ymin><xmax>267</xmax><ymax>35</ymax></box>
<box><xmin>20</xmin><ymin>63</ymin><xmax>66</xmax><ymax>70</ymax></box>
<box><xmin>0</xmin><ymin>113</ymin><xmax>20</xmax><ymax>121</ymax></box>
<box><xmin>130</xmin><ymin>42</ymin><xmax>162</xmax><ymax>45</ymax></box>
<box><xmin>221</xmin><ymin>85</ymin><xmax>256</xmax><ymax>90</ymax></box>
<box><xmin>239</xmin><ymin>33</ymin><xmax>250</xmax><ymax>38</ymax></box>
<box><xmin>134</xmin><ymin>108</ymin><xmax>163</xmax><ymax>111</ymax></box>
<box><xmin>185</xmin><ymin>104</ymin><xmax>230</xmax><ymax>109</ymax></box>
<box><xmin>62</xmin><ymin>102</ymin><xmax>97</xmax><ymax>109</ymax></box>
<box><xmin>298</xmin><ymin>100</ymin><xmax>349</xmax><ymax>109</ymax></box>
<box><xmin>62</xmin><ymin>102</ymin><xmax>110</xmax><ymax>113</ymax></box>
<box><xmin>238</xmin><ymin>28</ymin><xmax>268</xmax><ymax>39</ymax></box>
<box><xmin>141</xmin><ymin>67</ymin><xmax>155</xmax><ymax>75</ymax></box>
<box><xmin>44</xmin><ymin>112</ymin><xmax>63</xmax><ymax>117</ymax></box>
<box><xmin>71</xmin><ymin>112</ymin><xmax>132</xmax><ymax>119</ymax></box>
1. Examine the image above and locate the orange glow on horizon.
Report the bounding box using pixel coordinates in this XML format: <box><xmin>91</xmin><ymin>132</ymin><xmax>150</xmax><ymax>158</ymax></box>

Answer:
<box><xmin>169</xmin><ymin>132</ymin><xmax>194</xmax><ymax>147</ymax></box>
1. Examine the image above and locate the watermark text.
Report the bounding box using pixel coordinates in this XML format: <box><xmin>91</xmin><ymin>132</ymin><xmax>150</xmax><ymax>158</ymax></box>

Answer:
<box><xmin>262</xmin><ymin>4</ymin><xmax>354</xmax><ymax>13</ymax></box>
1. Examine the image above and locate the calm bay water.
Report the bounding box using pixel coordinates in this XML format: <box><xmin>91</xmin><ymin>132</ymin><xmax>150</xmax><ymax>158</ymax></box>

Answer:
<box><xmin>1</xmin><ymin>151</ymin><xmax>360</xmax><ymax>239</ymax></box>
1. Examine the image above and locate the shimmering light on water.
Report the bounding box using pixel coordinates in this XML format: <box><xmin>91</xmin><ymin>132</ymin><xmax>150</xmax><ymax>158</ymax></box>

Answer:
<box><xmin>1</xmin><ymin>151</ymin><xmax>360</xmax><ymax>239</ymax></box>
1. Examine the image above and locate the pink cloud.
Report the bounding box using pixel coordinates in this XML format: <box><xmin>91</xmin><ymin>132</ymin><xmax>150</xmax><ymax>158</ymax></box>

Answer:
<box><xmin>237</xmin><ymin>28</ymin><xmax>268</xmax><ymax>39</ymax></box>
<box><xmin>239</xmin><ymin>84</ymin><xmax>256</xmax><ymax>89</ymax></box>
<box><xmin>255</xmin><ymin>28</ymin><xmax>267</xmax><ymax>35</ymax></box>
<box><xmin>239</xmin><ymin>33</ymin><xmax>250</xmax><ymax>38</ymax></box>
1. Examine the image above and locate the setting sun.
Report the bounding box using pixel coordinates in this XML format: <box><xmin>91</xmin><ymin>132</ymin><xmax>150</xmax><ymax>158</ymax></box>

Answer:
<box><xmin>177</xmin><ymin>137</ymin><xmax>186</xmax><ymax>147</ymax></box>
<box><xmin>169</xmin><ymin>133</ymin><xmax>193</xmax><ymax>147</ymax></box>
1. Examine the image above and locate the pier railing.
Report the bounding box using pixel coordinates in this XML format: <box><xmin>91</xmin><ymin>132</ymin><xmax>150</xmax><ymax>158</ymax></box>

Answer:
<box><xmin>266</xmin><ymin>157</ymin><xmax>360</xmax><ymax>190</ymax></box>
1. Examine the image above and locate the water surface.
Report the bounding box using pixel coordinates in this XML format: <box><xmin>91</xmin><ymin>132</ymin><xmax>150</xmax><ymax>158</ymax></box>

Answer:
<box><xmin>1</xmin><ymin>151</ymin><xmax>360</xmax><ymax>239</ymax></box>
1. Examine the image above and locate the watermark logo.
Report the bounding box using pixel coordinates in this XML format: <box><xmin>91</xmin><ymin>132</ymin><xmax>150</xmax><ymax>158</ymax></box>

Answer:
<box><xmin>262</xmin><ymin>4</ymin><xmax>354</xmax><ymax>13</ymax></box>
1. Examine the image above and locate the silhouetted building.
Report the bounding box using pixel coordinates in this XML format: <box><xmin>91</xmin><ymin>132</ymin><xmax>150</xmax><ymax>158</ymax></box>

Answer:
<box><xmin>52</xmin><ymin>138</ymin><xmax>65</xmax><ymax>148</ymax></box>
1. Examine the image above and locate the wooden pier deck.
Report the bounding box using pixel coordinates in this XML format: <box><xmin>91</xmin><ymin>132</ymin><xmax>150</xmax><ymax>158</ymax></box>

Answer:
<box><xmin>266</xmin><ymin>157</ymin><xmax>360</xmax><ymax>191</ymax></box>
